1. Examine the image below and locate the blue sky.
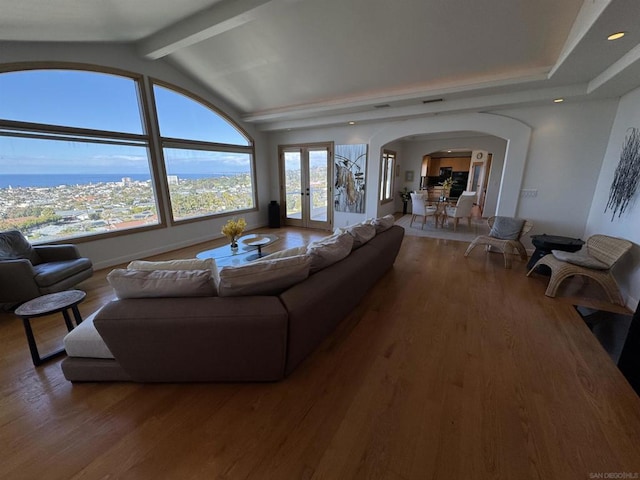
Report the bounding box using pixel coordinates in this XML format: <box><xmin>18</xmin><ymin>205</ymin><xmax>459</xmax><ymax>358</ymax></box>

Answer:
<box><xmin>0</xmin><ymin>69</ymin><xmax>250</xmax><ymax>175</ymax></box>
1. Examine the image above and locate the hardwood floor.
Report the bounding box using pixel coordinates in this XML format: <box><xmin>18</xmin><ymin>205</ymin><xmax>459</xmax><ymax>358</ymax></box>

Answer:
<box><xmin>1</xmin><ymin>229</ymin><xmax>639</xmax><ymax>479</ymax></box>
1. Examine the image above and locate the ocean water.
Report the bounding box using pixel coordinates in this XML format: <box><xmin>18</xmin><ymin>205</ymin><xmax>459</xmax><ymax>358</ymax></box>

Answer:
<box><xmin>0</xmin><ymin>173</ymin><xmax>232</xmax><ymax>189</ymax></box>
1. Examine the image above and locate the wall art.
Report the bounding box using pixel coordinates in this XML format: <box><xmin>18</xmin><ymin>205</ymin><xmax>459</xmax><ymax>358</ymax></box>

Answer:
<box><xmin>334</xmin><ymin>144</ymin><xmax>367</xmax><ymax>213</ymax></box>
<box><xmin>605</xmin><ymin>127</ymin><xmax>640</xmax><ymax>220</ymax></box>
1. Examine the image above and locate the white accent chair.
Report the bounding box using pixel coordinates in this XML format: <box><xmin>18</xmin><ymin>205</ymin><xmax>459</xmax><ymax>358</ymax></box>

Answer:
<box><xmin>409</xmin><ymin>193</ymin><xmax>437</xmax><ymax>229</ymax></box>
<box><xmin>443</xmin><ymin>191</ymin><xmax>476</xmax><ymax>231</ymax></box>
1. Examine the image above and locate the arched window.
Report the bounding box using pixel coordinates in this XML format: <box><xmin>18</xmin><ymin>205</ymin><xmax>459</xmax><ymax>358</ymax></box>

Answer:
<box><xmin>0</xmin><ymin>68</ymin><xmax>160</xmax><ymax>242</ymax></box>
<box><xmin>0</xmin><ymin>66</ymin><xmax>257</xmax><ymax>242</ymax></box>
<box><xmin>152</xmin><ymin>83</ymin><xmax>256</xmax><ymax>222</ymax></box>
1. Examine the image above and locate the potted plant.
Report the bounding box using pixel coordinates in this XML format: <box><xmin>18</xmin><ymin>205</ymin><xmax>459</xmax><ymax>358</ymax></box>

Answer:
<box><xmin>398</xmin><ymin>187</ymin><xmax>412</xmax><ymax>215</ymax></box>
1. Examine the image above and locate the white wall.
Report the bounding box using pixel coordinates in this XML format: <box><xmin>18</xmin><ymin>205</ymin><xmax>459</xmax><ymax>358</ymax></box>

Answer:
<box><xmin>585</xmin><ymin>87</ymin><xmax>640</xmax><ymax>310</ymax></box>
<box><xmin>495</xmin><ymin>99</ymin><xmax>618</xmax><ymax>240</ymax></box>
<box><xmin>0</xmin><ymin>42</ymin><xmax>271</xmax><ymax>269</ymax></box>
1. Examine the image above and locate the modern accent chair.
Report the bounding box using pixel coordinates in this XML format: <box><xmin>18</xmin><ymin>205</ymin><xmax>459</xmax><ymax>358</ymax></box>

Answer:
<box><xmin>526</xmin><ymin>234</ymin><xmax>632</xmax><ymax>305</ymax></box>
<box><xmin>464</xmin><ymin>216</ymin><xmax>533</xmax><ymax>268</ymax></box>
<box><xmin>409</xmin><ymin>193</ymin><xmax>437</xmax><ymax>229</ymax></box>
<box><xmin>0</xmin><ymin>230</ymin><xmax>93</xmax><ymax>307</ymax></box>
<box><xmin>443</xmin><ymin>191</ymin><xmax>476</xmax><ymax>231</ymax></box>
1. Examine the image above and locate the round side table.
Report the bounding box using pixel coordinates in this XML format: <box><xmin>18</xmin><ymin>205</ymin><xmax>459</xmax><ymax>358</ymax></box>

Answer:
<box><xmin>14</xmin><ymin>290</ymin><xmax>86</xmax><ymax>366</ymax></box>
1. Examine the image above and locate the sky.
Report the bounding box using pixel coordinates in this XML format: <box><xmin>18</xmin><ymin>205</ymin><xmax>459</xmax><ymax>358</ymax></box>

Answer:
<box><xmin>0</xmin><ymin>69</ymin><xmax>250</xmax><ymax>175</ymax></box>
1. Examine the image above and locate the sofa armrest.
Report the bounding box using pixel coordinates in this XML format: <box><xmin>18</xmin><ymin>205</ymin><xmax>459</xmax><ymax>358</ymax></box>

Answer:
<box><xmin>34</xmin><ymin>244</ymin><xmax>82</xmax><ymax>262</ymax></box>
<box><xmin>0</xmin><ymin>259</ymin><xmax>40</xmax><ymax>303</ymax></box>
<box><xmin>93</xmin><ymin>296</ymin><xmax>289</xmax><ymax>382</ymax></box>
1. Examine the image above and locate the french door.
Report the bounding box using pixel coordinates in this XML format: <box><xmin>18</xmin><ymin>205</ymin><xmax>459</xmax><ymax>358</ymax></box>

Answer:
<box><xmin>279</xmin><ymin>143</ymin><xmax>333</xmax><ymax>230</ymax></box>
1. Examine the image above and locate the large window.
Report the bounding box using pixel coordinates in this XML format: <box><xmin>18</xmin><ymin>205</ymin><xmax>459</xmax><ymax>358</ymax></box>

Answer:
<box><xmin>153</xmin><ymin>83</ymin><xmax>255</xmax><ymax>222</ymax></box>
<box><xmin>0</xmin><ymin>66</ymin><xmax>256</xmax><ymax>242</ymax></box>
<box><xmin>0</xmin><ymin>69</ymin><xmax>159</xmax><ymax>242</ymax></box>
<box><xmin>380</xmin><ymin>149</ymin><xmax>397</xmax><ymax>203</ymax></box>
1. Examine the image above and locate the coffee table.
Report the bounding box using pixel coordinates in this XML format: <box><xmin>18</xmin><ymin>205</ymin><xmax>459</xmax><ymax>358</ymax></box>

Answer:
<box><xmin>14</xmin><ymin>290</ymin><xmax>86</xmax><ymax>366</ymax></box>
<box><xmin>197</xmin><ymin>234</ymin><xmax>278</xmax><ymax>267</ymax></box>
<box><xmin>240</xmin><ymin>234</ymin><xmax>277</xmax><ymax>261</ymax></box>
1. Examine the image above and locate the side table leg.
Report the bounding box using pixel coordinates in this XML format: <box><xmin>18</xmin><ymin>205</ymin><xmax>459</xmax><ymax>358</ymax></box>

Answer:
<box><xmin>70</xmin><ymin>305</ymin><xmax>83</xmax><ymax>325</ymax></box>
<box><xmin>62</xmin><ymin>309</ymin><xmax>75</xmax><ymax>332</ymax></box>
<box><xmin>21</xmin><ymin>318</ymin><xmax>42</xmax><ymax>367</ymax></box>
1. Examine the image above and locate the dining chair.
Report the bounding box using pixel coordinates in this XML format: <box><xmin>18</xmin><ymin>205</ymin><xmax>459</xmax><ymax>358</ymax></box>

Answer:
<box><xmin>443</xmin><ymin>191</ymin><xmax>476</xmax><ymax>231</ymax></box>
<box><xmin>409</xmin><ymin>193</ymin><xmax>437</xmax><ymax>229</ymax></box>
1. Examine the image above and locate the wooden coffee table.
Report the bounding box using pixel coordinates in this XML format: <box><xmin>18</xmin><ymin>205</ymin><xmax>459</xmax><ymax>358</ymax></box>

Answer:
<box><xmin>14</xmin><ymin>290</ymin><xmax>86</xmax><ymax>366</ymax></box>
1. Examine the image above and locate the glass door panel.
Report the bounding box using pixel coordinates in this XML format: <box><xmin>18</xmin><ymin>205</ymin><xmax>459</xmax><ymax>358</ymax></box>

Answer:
<box><xmin>283</xmin><ymin>151</ymin><xmax>303</xmax><ymax>224</ymax></box>
<box><xmin>308</xmin><ymin>148</ymin><xmax>329</xmax><ymax>224</ymax></box>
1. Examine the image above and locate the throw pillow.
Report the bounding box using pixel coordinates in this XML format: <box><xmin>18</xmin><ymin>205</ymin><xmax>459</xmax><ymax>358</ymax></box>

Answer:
<box><xmin>367</xmin><ymin>214</ymin><xmax>395</xmax><ymax>233</ymax></box>
<box><xmin>107</xmin><ymin>269</ymin><xmax>217</xmax><ymax>299</ymax></box>
<box><xmin>307</xmin><ymin>232</ymin><xmax>353</xmax><ymax>273</ymax></box>
<box><xmin>337</xmin><ymin>222</ymin><xmax>376</xmax><ymax>249</ymax></box>
<box><xmin>0</xmin><ymin>230</ymin><xmax>41</xmax><ymax>264</ymax></box>
<box><xmin>258</xmin><ymin>245</ymin><xmax>307</xmax><ymax>261</ymax></box>
<box><xmin>489</xmin><ymin>217</ymin><xmax>525</xmax><ymax>240</ymax></box>
<box><xmin>551</xmin><ymin>250</ymin><xmax>609</xmax><ymax>270</ymax></box>
<box><xmin>127</xmin><ymin>258</ymin><xmax>216</xmax><ymax>272</ymax></box>
<box><xmin>216</xmin><ymin>254</ymin><xmax>311</xmax><ymax>297</ymax></box>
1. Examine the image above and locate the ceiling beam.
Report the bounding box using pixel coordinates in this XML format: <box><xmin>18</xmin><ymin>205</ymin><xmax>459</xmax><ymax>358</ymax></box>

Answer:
<box><xmin>253</xmin><ymin>84</ymin><xmax>589</xmax><ymax>131</ymax></box>
<box><xmin>549</xmin><ymin>0</ymin><xmax>611</xmax><ymax>78</ymax></box>
<box><xmin>137</xmin><ymin>0</ymin><xmax>295</xmax><ymax>60</ymax></box>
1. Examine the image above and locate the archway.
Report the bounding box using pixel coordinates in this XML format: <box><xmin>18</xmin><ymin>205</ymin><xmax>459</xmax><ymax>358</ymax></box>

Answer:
<box><xmin>367</xmin><ymin>113</ymin><xmax>532</xmax><ymax>218</ymax></box>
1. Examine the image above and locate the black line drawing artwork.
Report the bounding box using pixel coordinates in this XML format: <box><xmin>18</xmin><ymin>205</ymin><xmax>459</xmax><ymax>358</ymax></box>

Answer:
<box><xmin>605</xmin><ymin>127</ymin><xmax>640</xmax><ymax>220</ymax></box>
<box><xmin>334</xmin><ymin>144</ymin><xmax>367</xmax><ymax>213</ymax></box>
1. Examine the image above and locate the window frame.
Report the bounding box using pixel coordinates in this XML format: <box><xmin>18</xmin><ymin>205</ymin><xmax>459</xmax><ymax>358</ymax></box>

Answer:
<box><xmin>379</xmin><ymin>149</ymin><xmax>397</xmax><ymax>204</ymax></box>
<box><xmin>0</xmin><ymin>63</ymin><xmax>167</xmax><ymax>243</ymax></box>
<box><xmin>149</xmin><ymin>79</ymin><xmax>258</xmax><ymax>226</ymax></box>
<box><xmin>0</xmin><ymin>63</ymin><xmax>258</xmax><ymax>243</ymax></box>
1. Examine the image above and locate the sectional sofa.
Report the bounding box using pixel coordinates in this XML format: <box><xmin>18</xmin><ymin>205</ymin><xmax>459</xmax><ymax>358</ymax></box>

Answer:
<box><xmin>61</xmin><ymin>221</ymin><xmax>404</xmax><ymax>382</ymax></box>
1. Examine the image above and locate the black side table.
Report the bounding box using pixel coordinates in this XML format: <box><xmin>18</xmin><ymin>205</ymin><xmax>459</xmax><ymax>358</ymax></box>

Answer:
<box><xmin>527</xmin><ymin>234</ymin><xmax>585</xmax><ymax>273</ymax></box>
<box><xmin>14</xmin><ymin>290</ymin><xmax>86</xmax><ymax>366</ymax></box>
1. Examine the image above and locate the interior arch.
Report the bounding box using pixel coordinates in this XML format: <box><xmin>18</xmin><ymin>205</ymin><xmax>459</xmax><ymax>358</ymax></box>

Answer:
<box><xmin>367</xmin><ymin>113</ymin><xmax>532</xmax><ymax>218</ymax></box>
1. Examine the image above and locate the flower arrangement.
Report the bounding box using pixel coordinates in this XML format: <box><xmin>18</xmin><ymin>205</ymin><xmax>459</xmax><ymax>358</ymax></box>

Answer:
<box><xmin>221</xmin><ymin>217</ymin><xmax>246</xmax><ymax>248</ymax></box>
<box><xmin>441</xmin><ymin>177</ymin><xmax>454</xmax><ymax>190</ymax></box>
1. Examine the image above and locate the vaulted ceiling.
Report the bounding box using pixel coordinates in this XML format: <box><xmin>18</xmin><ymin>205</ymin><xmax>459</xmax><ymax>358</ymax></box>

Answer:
<box><xmin>2</xmin><ymin>0</ymin><xmax>639</xmax><ymax>131</ymax></box>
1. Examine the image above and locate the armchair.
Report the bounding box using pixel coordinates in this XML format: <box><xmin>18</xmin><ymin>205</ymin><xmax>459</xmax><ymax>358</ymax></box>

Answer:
<box><xmin>464</xmin><ymin>216</ymin><xmax>533</xmax><ymax>268</ymax></box>
<box><xmin>0</xmin><ymin>230</ymin><xmax>93</xmax><ymax>306</ymax></box>
<box><xmin>526</xmin><ymin>234</ymin><xmax>632</xmax><ymax>305</ymax></box>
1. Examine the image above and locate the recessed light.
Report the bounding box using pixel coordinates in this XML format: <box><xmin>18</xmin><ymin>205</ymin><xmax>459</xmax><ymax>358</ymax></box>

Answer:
<box><xmin>553</xmin><ymin>98</ymin><xmax>564</xmax><ymax>103</ymax></box>
<box><xmin>607</xmin><ymin>32</ymin><xmax>625</xmax><ymax>41</ymax></box>
<box><xmin>348</xmin><ymin>121</ymin><xmax>355</xmax><ymax>125</ymax></box>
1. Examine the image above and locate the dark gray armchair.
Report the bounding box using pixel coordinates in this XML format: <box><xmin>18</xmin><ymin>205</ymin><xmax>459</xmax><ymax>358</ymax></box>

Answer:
<box><xmin>0</xmin><ymin>230</ymin><xmax>93</xmax><ymax>306</ymax></box>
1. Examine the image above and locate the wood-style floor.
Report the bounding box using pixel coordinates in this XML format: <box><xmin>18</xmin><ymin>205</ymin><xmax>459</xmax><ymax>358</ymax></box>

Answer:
<box><xmin>1</xmin><ymin>227</ymin><xmax>639</xmax><ymax>479</ymax></box>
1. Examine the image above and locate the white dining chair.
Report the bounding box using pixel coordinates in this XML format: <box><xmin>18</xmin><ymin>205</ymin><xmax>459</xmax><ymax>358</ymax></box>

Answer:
<box><xmin>410</xmin><ymin>193</ymin><xmax>437</xmax><ymax>229</ymax></box>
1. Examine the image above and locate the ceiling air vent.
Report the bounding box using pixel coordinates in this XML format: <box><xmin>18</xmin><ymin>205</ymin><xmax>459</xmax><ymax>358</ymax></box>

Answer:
<box><xmin>422</xmin><ymin>98</ymin><xmax>444</xmax><ymax>104</ymax></box>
